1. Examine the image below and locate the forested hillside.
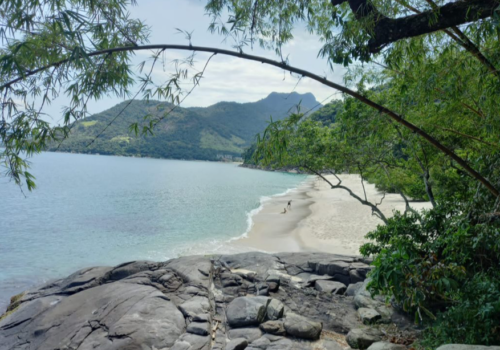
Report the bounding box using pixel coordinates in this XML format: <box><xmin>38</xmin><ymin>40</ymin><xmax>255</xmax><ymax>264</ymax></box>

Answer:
<box><xmin>48</xmin><ymin>92</ymin><xmax>320</xmax><ymax>160</ymax></box>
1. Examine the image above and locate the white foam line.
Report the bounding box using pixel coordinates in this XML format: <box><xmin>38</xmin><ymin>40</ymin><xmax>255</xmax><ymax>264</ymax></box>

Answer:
<box><xmin>227</xmin><ymin>178</ymin><xmax>313</xmax><ymax>243</ymax></box>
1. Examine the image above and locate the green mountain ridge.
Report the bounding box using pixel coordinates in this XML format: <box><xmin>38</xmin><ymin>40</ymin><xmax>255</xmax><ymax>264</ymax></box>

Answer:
<box><xmin>49</xmin><ymin>92</ymin><xmax>320</xmax><ymax>160</ymax></box>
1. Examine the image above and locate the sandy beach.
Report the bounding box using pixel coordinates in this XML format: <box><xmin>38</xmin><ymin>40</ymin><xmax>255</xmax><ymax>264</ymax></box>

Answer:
<box><xmin>233</xmin><ymin>174</ymin><xmax>432</xmax><ymax>255</ymax></box>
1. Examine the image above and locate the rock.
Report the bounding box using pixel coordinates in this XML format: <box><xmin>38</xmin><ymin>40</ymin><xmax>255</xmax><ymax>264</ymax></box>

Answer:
<box><xmin>306</xmin><ymin>274</ymin><xmax>334</xmax><ymax>286</ymax></box>
<box><xmin>186</xmin><ymin>321</ymin><xmax>210</xmax><ymax>336</ymax></box>
<box><xmin>227</xmin><ymin>338</ymin><xmax>249</xmax><ymax>350</ymax></box>
<box><xmin>367</xmin><ymin>341</ymin><xmax>407</xmax><ymax>350</ymax></box>
<box><xmin>260</xmin><ymin>321</ymin><xmax>286</xmax><ymax>335</ymax></box>
<box><xmin>179</xmin><ymin>296</ymin><xmax>211</xmax><ymax>319</ymax></box>
<box><xmin>314</xmin><ymin>280</ymin><xmax>347</xmax><ymax>295</ymax></box>
<box><xmin>312</xmin><ymin>260</ymin><xmax>351</xmax><ymax>276</ymax></box>
<box><xmin>250</xmin><ymin>336</ymin><xmax>271</xmax><ymax>348</ymax></box>
<box><xmin>267</xmin><ymin>299</ymin><xmax>285</xmax><ymax>320</ymax></box>
<box><xmin>226</xmin><ymin>296</ymin><xmax>269</xmax><ymax>327</ymax></box>
<box><xmin>228</xmin><ymin>328</ymin><xmax>264</xmax><ymax>342</ymax></box>
<box><xmin>346</xmin><ymin>328</ymin><xmax>384</xmax><ymax>349</ymax></box>
<box><xmin>322</xmin><ymin>339</ymin><xmax>345</xmax><ymax>350</ymax></box>
<box><xmin>265</xmin><ymin>337</ymin><xmax>293</xmax><ymax>350</ymax></box>
<box><xmin>256</xmin><ymin>283</ymin><xmax>270</xmax><ymax>296</ymax></box>
<box><xmin>345</xmin><ymin>282</ymin><xmax>364</xmax><ymax>296</ymax></box>
<box><xmin>436</xmin><ymin>346</ymin><xmax>500</xmax><ymax>350</ymax></box>
<box><xmin>176</xmin><ymin>333</ymin><xmax>211</xmax><ymax>350</ymax></box>
<box><xmin>358</xmin><ymin>308</ymin><xmax>382</xmax><ymax>324</ymax></box>
<box><xmin>0</xmin><ymin>282</ymin><xmax>186</xmax><ymax>350</ymax></box>
<box><xmin>283</xmin><ymin>313</ymin><xmax>322</xmax><ymax>340</ymax></box>
<box><xmin>266</xmin><ymin>274</ymin><xmax>281</xmax><ymax>292</ymax></box>
<box><xmin>350</xmin><ymin>269</ymin><xmax>365</xmax><ymax>284</ymax></box>
<box><xmin>332</xmin><ymin>273</ymin><xmax>351</xmax><ymax>286</ymax></box>
<box><xmin>193</xmin><ymin>313</ymin><xmax>211</xmax><ymax>322</ymax></box>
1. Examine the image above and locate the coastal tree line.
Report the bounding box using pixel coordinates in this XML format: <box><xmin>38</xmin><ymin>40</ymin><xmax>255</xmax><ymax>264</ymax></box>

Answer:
<box><xmin>0</xmin><ymin>0</ymin><xmax>499</xmax><ymax>347</ymax></box>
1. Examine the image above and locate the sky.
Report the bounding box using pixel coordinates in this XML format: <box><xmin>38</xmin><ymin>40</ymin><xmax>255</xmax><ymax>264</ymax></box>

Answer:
<box><xmin>46</xmin><ymin>0</ymin><xmax>347</xmax><ymax>123</ymax></box>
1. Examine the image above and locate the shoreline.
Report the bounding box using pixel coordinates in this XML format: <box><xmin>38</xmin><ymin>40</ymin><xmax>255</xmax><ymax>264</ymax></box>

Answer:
<box><xmin>233</xmin><ymin>174</ymin><xmax>432</xmax><ymax>255</ymax></box>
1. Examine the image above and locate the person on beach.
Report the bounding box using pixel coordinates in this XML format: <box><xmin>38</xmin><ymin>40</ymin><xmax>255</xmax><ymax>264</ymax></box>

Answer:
<box><xmin>281</xmin><ymin>208</ymin><xmax>287</xmax><ymax>214</ymax></box>
<box><xmin>287</xmin><ymin>200</ymin><xmax>292</xmax><ymax>210</ymax></box>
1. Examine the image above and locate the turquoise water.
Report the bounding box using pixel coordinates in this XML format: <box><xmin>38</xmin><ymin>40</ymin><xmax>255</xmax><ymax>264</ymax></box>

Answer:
<box><xmin>0</xmin><ymin>152</ymin><xmax>306</xmax><ymax>310</ymax></box>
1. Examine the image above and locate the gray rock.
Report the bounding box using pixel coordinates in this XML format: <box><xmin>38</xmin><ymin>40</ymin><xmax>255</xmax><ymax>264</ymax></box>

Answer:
<box><xmin>250</xmin><ymin>336</ymin><xmax>272</xmax><ymax>348</ymax></box>
<box><xmin>179</xmin><ymin>296</ymin><xmax>211</xmax><ymax>318</ymax></box>
<box><xmin>283</xmin><ymin>312</ymin><xmax>322</xmax><ymax>340</ymax></box>
<box><xmin>366</xmin><ymin>341</ymin><xmax>407</xmax><ymax>350</ymax></box>
<box><xmin>228</xmin><ymin>328</ymin><xmax>263</xmax><ymax>342</ymax></box>
<box><xmin>227</xmin><ymin>338</ymin><xmax>249</xmax><ymax>350</ymax></box>
<box><xmin>322</xmin><ymin>339</ymin><xmax>346</xmax><ymax>350</ymax></box>
<box><xmin>226</xmin><ymin>296</ymin><xmax>269</xmax><ymax>327</ymax></box>
<box><xmin>314</xmin><ymin>280</ymin><xmax>347</xmax><ymax>295</ymax></box>
<box><xmin>0</xmin><ymin>282</ymin><xmax>186</xmax><ymax>350</ymax></box>
<box><xmin>266</xmin><ymin>274</ymin><xmax>281</xmax><ymax>292</ymax></box>
<box><xmin>267</xmin><ymin>299</ymin><xmax>285</xmax><ymax>320</ymax></box>
<box><xmin>314</xmin><ymin>260</ymin><xmax>350</xmax><ymax>276</ymax></box>
<box><xmin>436</xmin><ymin>346</ymin><xmax>500</xmax><ymax>350</ymax></box>
<box><xmin>358</xmin><ymin>308</ymin><xmax>382</xmax><ymax>324</ymax></box>
<box><xmin>266</xmin><ymin>337</ymin><xmax>293</xmax><ymax>350</ymax></box>
<box><xmin>176</xmin><ymin>333</ymin><xmax>211</xmax><ymax>350</ymax></box>
<box><xmin>332</xmin><ymin>273</ymin><xmax>351</xmax><ymax>285</ymax></box>
<box><xmin>193</xmin><ymin>313</ymin><xmax>211</xmax><ymax>322</ymax></box>
<box><xmin>187</xmin><ymin>321</ymin><xmax>210</xmax><ymax>336</ymax></box>
<box><xmin>350</xmin><ymin>269</ymin><xmax>365</xmax><ymax>284</ymax></box>
<box><xmin>260</xmin><ymin>320</ymin><xmax>286</xmax><ymax>335</ymax></box>
<box><xmin>346</xmin><ymin>282</ymin><xmax>364</xmax><ymax>296</ymax></box>
<box><xmin>346</xmin><ymin>328</ymin><xmax>384</xmax><ymax>349</ymax></box>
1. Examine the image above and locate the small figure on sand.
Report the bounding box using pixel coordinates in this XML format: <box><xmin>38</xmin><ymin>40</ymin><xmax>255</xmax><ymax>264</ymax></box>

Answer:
<box><xmin>287</xmin><ymin>200</ymin><xmax>292</xmax><ymax>210</ymax></box>
<box><xmin>281</xmin><ymin>208</ymin><xmax>287</xmax><ymax>214</ymax></box>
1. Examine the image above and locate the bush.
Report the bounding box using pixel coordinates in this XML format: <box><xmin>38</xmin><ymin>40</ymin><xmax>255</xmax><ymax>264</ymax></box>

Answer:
<box><xmin>360</xmin><ymin>204</ymin><xmax>500</xmax><ymax>347</ymax></box>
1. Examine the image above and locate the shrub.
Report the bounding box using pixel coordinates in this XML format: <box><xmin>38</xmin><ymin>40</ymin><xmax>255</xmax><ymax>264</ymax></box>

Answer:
<box><xmin>360</xmin><ymin>203</ymin><xmax>500</xmax><ymax>347</ymax></box>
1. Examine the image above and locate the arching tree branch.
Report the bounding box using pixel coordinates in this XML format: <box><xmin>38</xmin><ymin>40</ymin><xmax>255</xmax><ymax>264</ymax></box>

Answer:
<box><xmin>1</xmin><ymin>44</ymin><xmax>498</xmax><ymax>198</ymax></box>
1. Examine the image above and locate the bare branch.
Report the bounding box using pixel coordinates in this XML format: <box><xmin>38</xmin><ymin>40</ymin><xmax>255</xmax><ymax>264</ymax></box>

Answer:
<box><xmin>304</xmin><ymin>165</ymin><xmax>388</xmax><ymax>223</ymax></box>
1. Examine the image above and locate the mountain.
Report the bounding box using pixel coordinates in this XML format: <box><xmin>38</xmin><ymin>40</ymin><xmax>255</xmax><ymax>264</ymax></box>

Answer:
<box><xmin>49</xmin><ymin>92</ymin><xmax>320</xmax><ymax>161</ymax></box>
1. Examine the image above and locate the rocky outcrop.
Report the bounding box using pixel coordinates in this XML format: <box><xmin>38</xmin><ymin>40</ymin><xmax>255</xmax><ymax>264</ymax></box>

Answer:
<box><xmin>0</xmin><ymin>252</ymin><xmax>412</xmax><ymax>350</ymax></box>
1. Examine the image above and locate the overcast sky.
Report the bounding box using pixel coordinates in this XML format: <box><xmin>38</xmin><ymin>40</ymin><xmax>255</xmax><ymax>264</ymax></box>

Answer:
<box><xmin>46</xmin><ymin>0</ymin><xmax>347</xmax><ymax>123</ymax></box>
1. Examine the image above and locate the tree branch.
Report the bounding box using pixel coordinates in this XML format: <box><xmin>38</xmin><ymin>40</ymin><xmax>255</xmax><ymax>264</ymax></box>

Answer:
<box><xmin>331</xmin><ymin>0</ymin><xmax>500</xmax><ymax>53</ymax></box>
<box><xmin>1</xmin><ymin>43</ymin><xmax>498</xmax><ymax>198</ymax></box>
<box><xmin>304</xmin><ymin>165</ymin><xmax>388</xmax><ymax>223</ymax></box>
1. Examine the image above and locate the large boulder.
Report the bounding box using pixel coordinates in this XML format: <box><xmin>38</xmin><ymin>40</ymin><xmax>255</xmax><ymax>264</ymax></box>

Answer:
<box><xmin>0</xmin><ymin>282</ymin><xmax>186</xmax><ymax>350</ymax></box>
<box><xmin>346</xmin><ymin>328</ymin><xmax>384</xmax><ymax>349</ymax></box>
<box><xmin>283</xmin><ymin>313</ymin><xmax>322</xmax><ymax>340</ymax></box>
<box><xmin>226</xmin><ymin>297</ymin><xmax>269</xmax><ymax>328</ymax></box>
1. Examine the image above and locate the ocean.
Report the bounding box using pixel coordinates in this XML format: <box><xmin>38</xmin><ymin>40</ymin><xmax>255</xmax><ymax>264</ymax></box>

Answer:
<box><xmin>0</xmin><ymin>152</ymin><xmax>307</xmax><ymax>311</ymax></box>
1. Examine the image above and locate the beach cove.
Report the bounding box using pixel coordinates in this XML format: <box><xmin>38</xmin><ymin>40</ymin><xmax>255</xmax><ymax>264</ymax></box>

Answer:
<box><xmin>235</xmin><ymin>174</ymin><xmax>432</xmax><ymax>255</ymax></box>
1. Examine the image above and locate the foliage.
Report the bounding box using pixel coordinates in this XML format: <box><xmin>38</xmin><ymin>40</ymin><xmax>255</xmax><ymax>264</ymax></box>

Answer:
<box><xmin>360</xmin><ymin>203</ymin><xmax>500</xmax><ymax>347</ymax></box>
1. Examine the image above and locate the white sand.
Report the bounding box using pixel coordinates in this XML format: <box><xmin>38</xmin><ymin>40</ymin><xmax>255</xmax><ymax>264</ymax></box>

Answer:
<box><xmin>232</xmin><ymin>174</ymin><xmax>432</xmax><ymax>255</ymax></box>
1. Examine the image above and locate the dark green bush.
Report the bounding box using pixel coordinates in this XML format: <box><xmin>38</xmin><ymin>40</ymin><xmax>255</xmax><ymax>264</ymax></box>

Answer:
<box><xmin>360</xmin><ymin>204</ymin><xmax>500</xmax><ymax>347</ymax></box>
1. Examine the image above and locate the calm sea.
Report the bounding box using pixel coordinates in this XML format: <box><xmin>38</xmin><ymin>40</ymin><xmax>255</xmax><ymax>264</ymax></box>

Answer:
<box><xmin>0</xmin><ymin>152</ymin><xmax>306</xmax><ymax>310</ymax></box>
